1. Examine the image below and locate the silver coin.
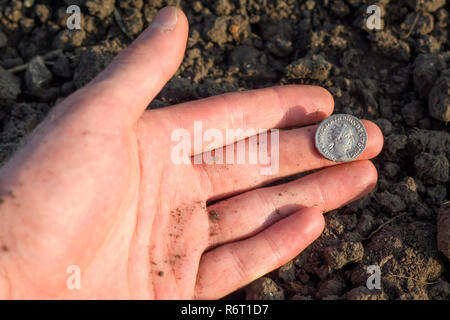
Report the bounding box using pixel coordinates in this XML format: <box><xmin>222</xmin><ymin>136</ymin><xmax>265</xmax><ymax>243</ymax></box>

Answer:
<box><xmin>315</xmin><ymin>114</ymin><xmax>367</xmax><ymax>162</ymax></box>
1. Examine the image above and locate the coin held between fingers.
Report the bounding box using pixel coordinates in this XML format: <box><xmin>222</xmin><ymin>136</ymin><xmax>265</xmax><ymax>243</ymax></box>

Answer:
<box><xmin>315</xmin><ymin>114</ymin><xmax>368</xmax><ymax>162</ymax></box>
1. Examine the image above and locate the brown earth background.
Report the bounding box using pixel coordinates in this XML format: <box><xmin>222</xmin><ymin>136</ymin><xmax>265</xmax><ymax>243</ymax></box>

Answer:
<box><xmin>0</xmin><ymin>0</ymin><xmax>449</xmax><ymax>300</ymax></box>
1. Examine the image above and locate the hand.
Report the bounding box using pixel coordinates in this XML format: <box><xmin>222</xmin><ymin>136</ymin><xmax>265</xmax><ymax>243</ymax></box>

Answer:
<box><xmin>0</xmin><ymin>7</ymin><xmax>383</xmax><ymax>299</ymax></box>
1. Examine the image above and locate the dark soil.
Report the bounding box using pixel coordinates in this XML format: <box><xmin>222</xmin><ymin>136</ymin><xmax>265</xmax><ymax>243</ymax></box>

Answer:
<box><xmin>0</xmin><ymin>0</ymin><xmax>449</xmax><ymax>300</ymax></box>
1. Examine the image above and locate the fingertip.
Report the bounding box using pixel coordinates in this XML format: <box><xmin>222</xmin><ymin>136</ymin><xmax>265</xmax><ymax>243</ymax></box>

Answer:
<box><xmin>362</xmin><ymin>159</ymin><xmax>378</xmax><ymax>179</ymax></box>
<box><xmin>319</xmin><ymin>87</ymin><xmax>335</xmax><ymax>118</ymax></box>
<box><xmin>317</xmin><ymin>160</ymin><xmax>378</xmax><ymax>211</ymax></box>
<box><xmin>282</xmin><ymin>85</ymin><xmax>335</xmax><ymax>124</ymax></box>
<box><xmin>175</xmin><ymin>6</ymin><xmax>189</xmax><ymax>25</ymax></box>
<box><xmin>144</xmin><ymin>6</ymin><xmax>189</xmax><ymax>35</ymax></box>
<box><xmin>360</xmin><ymin>120</ymin><xmax>384</xmax><ymax>159</ymax></box>
<box><xmin>307</xmin><ymin>86</ymin><xmax>335</xmax><ymax>118</ymax></box>
<box><xmin>167</xmin><ymin>6</ymin><xmax>189</xmax><ymax>35</ymax></box>
<box><xmin>296</xmin><ymin>206</ymin><xmax>325</xmax><ymax>240</ymax></box>
<box><xmin>85</xmin><ymin>6</ymin><xmax>189</xmax><ymax>126</ymax></box>
<box><xmin>355</xmin><ymin>159</ymin><xmax>379</xmax><ymax>194</ymax></box>
<box><xmin>136</xmin><ymin>6</ymin><xmax>189</xmax><ymax>58</ymax></box>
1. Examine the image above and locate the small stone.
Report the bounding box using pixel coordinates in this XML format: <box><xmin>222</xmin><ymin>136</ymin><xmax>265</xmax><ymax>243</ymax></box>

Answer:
<box><xmin>437</xmin><ymin>202</ymin><xmax>450</xmax><ymax>261</ymax></box>
<box><xmin>428</xmin><ymin>69</ymin><xmax>450</xmax><ymax>122</ymax></box>
<box><xmin>0</xmin><ymin>66</ymin><xmax>21</xmax><ymax>107</ymax></box>
<box><xmin>25</xmin><ymin>56</ymin><xmax>52</xmax><ymax>96</ymax></box>
<box><xmin>245</xmin><ymin>277</ymin><xmax>285</xmax><ymax>300</ymax></box>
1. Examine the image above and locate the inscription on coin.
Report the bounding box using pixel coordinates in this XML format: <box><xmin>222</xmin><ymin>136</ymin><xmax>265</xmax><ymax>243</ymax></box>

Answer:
<box><xmin>315</xmin><ymin>114</ymin><xmax>368</xmax><ymax>162</ymax></box>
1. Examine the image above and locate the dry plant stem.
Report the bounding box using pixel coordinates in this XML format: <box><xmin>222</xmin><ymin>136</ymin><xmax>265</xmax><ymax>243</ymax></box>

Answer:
<box><xmin>365</xmin><ymin>212</ymin><xmax>408</xmax><ymax>240</ymax></box>
<box><xmin>6</xmin><ymin>49</ymin><xmax>64</xmax><ymax>73</ymax></box>
<box><xmin>114</xmin><ymin>8</ymin><xmax>133</xmax><ymax>40</ymax></box>
<box><xmin>386</xmin><ymin>273</ymin><xmax>439</xmax><ymax>285</ymax></box>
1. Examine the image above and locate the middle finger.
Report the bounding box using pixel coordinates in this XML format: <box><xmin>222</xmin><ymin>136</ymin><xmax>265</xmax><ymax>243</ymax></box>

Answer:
<box><xmin>196</xmin><ymin>120</ymin><xmax>383</xmax><ymax>200</ymax></box>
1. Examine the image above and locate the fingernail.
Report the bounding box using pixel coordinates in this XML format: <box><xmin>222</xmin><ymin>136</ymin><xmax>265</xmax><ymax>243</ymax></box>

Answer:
<box><xmin>151</xmin><ymin>6</ymin><xmax>178</xmax><ymax>30</ymax></box>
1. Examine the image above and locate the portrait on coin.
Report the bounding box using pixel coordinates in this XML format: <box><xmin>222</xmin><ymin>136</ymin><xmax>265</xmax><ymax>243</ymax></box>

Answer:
<box><xmin>328</xmin><ymin>123</ymin><xmax>356</xmax><ymax>159</ymax></box>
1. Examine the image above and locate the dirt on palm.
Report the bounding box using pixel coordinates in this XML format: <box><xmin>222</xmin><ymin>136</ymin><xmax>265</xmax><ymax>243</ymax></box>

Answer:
<box><xmin>0</xmin><ymin>0</ymin><xmax>449</xmax><ymax>300</ymax></box>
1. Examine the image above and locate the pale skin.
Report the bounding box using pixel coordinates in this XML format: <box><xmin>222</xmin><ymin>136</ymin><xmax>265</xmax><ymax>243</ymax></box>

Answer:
<box><xmin>0</xmin><ymin>7</ymin><xmax>383</xmax><ymax>299</ymax></box>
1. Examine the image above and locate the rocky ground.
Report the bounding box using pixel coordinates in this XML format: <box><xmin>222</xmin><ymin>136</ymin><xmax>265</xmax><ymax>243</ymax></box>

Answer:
<box><xmin>0</xmin><ymin>0</ymin><xmax>449</xmax><ymax>300</ymax></box>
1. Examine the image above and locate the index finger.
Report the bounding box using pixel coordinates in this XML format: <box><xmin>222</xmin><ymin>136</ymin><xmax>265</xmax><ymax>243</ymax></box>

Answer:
<box><xmin>152</xmin><ymin>85</ymin><xmax>334</xmax><ymax>155</ymax></box>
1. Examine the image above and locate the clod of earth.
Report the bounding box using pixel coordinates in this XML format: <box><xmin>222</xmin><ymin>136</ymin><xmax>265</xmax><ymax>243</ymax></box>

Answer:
<box><xmin>437</xmin><ymin>202</ymin><xmax>450</xmax><ymax>261</ymax></box>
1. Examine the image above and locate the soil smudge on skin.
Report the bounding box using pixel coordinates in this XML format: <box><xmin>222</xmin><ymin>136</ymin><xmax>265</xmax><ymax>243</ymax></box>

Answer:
<box><xmin>208</xmin><ymin>210</ymin><xmax>220</xmax><ymax>222</ymax></box>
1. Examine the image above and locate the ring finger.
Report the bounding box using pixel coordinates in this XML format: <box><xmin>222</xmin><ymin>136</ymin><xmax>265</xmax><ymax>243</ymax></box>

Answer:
<box><xmin>206</xmin><ymin>160</ymin><xmax>378</xmax><ymax>248</ymax></box>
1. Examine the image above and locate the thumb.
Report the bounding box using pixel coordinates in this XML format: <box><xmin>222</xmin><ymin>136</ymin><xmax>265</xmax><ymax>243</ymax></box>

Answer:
<box><xmin>82</xmin><ymin>6</ymin><xmax>188</xmax><ymax>126</ymax></box>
